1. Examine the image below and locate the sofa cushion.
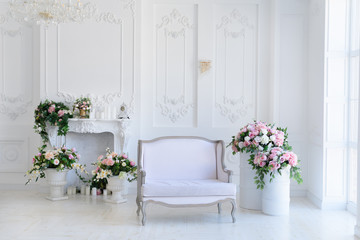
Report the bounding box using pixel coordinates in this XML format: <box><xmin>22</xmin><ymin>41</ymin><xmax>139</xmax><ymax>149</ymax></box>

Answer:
<box><xmin>142</xmin><ymin>179</ymin><xmax>236</xmax><ymax>197</ymax></box>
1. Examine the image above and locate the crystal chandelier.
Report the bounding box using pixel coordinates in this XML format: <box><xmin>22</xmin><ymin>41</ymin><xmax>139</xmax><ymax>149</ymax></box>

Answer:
<box><xmin>9</xmin><ymin>0</ymin><xmax>97</xmax><ymax>26</ymax></box>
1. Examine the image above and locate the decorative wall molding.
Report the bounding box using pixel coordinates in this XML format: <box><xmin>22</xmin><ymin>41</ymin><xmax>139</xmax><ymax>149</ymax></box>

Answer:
<box><xmin>155</xmin><ymin>8</ymin><xmax>195</xmax><ymax>124</ymax></box>
<box><xmin>0</xmin><ymin>24</ymin><xmax>32</xmax><ymax>120</ymax></box>
<box><xmin>157</xmin><ymin>95</ymin><xmax>194</xmax><ymax>123</ymax></box>
<box><xmin>0</xmin><ymin>137</ymin><xmax>28</xmax><ymax>173</ymax></box>
<box><xmin>214</xmin><ymin>7</ymin><xmax>257</xmax><ymax>124</ymax></box>
<box><xmin>0</xmin><ymin>94</ymin><xmax>31</xmax><ymax>120</ymax></box>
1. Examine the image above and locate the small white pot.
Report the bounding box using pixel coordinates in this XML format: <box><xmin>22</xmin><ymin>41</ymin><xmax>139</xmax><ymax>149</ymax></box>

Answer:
<box><xmin>262</xmin><ymin>167</ymin><xmax>290</xmax><ymax>216</ymax></box>
<box><xmin>105</xmin><ymin>176</ymin><xmax>128</xmax><ymax>204</ymax></box>
<box><xmin>239</xmin><ymin>153</ymin><xmax>262</xmax><ymax>210</ymax></box>
<box><xmin>44</xmin><ymin>169</ymin><xmax>69</xmax><ymax>201</ymax></box>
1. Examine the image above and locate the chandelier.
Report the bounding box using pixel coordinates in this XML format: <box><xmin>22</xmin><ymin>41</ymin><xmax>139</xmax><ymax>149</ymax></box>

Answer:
<box><xmin>9</xmin><ymin>0</ymin><xmax>97</xmax><ymax>26</ymax></box>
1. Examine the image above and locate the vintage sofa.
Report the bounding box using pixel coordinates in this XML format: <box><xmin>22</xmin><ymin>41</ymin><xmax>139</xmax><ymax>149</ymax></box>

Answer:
<box><xmin>136</xmin><ymin>136</ymin><xmax>237</xmax><ymax>225</ymax></box>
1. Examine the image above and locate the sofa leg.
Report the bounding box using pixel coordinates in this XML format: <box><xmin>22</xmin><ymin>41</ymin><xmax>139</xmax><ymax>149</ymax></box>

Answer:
<box><xmin>217</xmin><ymin>203</ymin><xmax>222</xmax><ymax>214</ymax></box>
<box><xmin>230</xmin><ymin>200</ymin><xmax>236</xmax><ymax>223</ymax></box>
<box><xmin>141</xmin><ymin>202</ymin><xmax>147</xmax><ymax>226</ymax></box>
<box><xmin>136</xmin><ymin>196</ymin><xmax>141</xmax><ymax>216</ymax></box>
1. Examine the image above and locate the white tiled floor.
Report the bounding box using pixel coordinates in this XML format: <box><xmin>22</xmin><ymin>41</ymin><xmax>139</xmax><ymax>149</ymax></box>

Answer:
<box><xmin>0</xmin><ymin>191</ymin><xmax>357</xmax><ymax>240</ymax></box>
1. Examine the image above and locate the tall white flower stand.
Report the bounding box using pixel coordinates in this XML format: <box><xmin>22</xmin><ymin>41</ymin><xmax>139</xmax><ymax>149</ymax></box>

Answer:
<box><xmin>262</xmin><ymin>168</ymin><xmax>290</xmax><ymax>215</ymax></box>
<box><xmin>240</xmin><ymin>153</ymin><xmax>262</xmax><ymax>210</ymax></box>
<box><xmin>105</xmin><ymin>176</ymin><xmax>128</xmax><ymax>204</ymax></box>
<box><xmin>44</xmin><ymin>169</ymin><xmax>69</xmax><ymax>201</ymax></box>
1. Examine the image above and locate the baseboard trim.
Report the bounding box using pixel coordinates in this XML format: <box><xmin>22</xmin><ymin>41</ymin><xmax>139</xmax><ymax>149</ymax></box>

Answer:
<box><xmin>307</xmin><ymin>191</ymin><xmax>322</xmax><ymax>208</ymax></box>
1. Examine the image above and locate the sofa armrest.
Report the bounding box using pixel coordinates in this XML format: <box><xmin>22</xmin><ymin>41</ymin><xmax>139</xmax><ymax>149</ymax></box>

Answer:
<box><xmin>223</xmin><ymin>168</ymin><xmax>233</xmax><ymax>183</ymax></box>
<box><xmin>139</xmin><ymin>169</ymin><xmax>146</xmax><ymax>185</ymax></box>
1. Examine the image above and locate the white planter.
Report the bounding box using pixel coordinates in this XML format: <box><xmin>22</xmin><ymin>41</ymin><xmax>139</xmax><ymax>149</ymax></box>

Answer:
<box><xmin>105</xmin><ymin>176</ymin><xmax>128</xmax><ymax>204</ymax></box>
<box><xmin>262</xmin><ymin>168</ymin><xmax>290</xmax><ymax>216</ymax></box>
<box><xmin>239</xmin><ymin>153</ymin><xmax>262</xmax><ymax>210</ymax></box>
<box><xmin>44</xmin><ymin>169</ymin><xmax>69</xmax><ymax>201</ymax></box>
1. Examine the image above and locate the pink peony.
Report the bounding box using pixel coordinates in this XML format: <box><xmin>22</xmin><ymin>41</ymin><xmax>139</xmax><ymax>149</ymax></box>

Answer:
<box><xmin>130</xmin><ymin>161</ymin><xmax>135</xmax><ymax>166</ymax></box>
<box><xmin>58</xmin><ymin>110</ymin><xmax>65</xmax><ymax>117</ymax></box>
<box><xmin>48</xmin><ymin>105</ymin><xmax>55</xmax><ymax>113</ymax></box>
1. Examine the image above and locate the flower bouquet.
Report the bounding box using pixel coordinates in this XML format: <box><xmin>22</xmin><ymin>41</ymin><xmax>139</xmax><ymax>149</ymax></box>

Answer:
<box><xmin>34</xmin><ymin>100</ymin><xmax>73</xmax><ymax>144</ymax></box>
<box><xmin>73</xmin><ymin>97</ymin><xmax>91</xmax><ymax>118</ymax></box>
<box><xmin>26</xmin><ymin>145</ymin><xmax>86</xmax><ymax>184</ymax></box>
<box><xmin>229</xmin><ymin>121</ymin><xmax>302</xmax><ymax>189</ymax></box>
<box><xmin>91</xmin><ymin>148</ymin><xmax>137</xmax><ymax>190</ymax></box>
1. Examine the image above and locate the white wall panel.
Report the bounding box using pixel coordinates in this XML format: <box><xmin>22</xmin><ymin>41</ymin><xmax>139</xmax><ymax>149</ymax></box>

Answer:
<box><xmin>153</xmin><ymin>5</ymin><xmax>197</xmax><ymax>126</ymax></box>
<box><xmin>213</xmin><ymin>5</ymin><xmax>258</xmax><ymax>127</ymax></box>
<box><xmin>42</xmin><ymin>0</ymin><xmax>136</xmax><ymax>114</ymax></box>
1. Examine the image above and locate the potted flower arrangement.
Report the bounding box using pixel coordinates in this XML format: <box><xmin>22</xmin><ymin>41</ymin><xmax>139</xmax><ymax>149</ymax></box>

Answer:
<box><xmin>34</xmin><ymin>100</ymin><xmax>73</xmax><ymax>144</ymax></box>
<box><xmin>229</xmin><ymin>120</ymin><xmax>302</xmax><ymax>215</ymax></box>
<box><xmin>26</xmin><ymin>145</ymin><xmax>86</xmax><ymax>201</ymax></box>
<box><xmin>91</xmin><ymin>148</ymin><xmax>137</xmax><ymax>203</ymax></box>
<box><xmin>73</xmin><ymin>97</ymin><xmax>91</xmax><ymax>118</ymax></box>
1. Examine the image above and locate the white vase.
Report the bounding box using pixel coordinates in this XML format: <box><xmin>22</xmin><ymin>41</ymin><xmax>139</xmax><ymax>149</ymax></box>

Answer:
<box><xmin>239</xmin><ymin>153</ymin><xmax>262</xmax><ymax>210</ymax></box>
<box><xmin>44</xmin><ymin>169</ymin><xmax>69</xmax><ymax>201</ymax></box>
<box><xmin>105</xmin><ymin>176</ymin><xmax>128</xmax><ymax>204</ymax></box>
<box><xmin>262</xmin><ymin>167</ymin><xmax>290</xmax><ymax>216</ymax></box>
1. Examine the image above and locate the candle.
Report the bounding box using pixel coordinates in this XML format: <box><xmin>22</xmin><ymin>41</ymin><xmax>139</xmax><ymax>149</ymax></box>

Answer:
<box><xmin>71</xmin><ymin>187</ymin><xmax>77</xmax><ymax>195</ymax></box>
<box><xmin>85</xmin><ymin>185</ymin><xmax>90</xmax><ymax>195</ymax></box>
<box><xmin>92</xmin><ymin>187</ymin><xmax>97</xmax><ymax>196</ymax></box>
<box><xmin>103</xmin><ymin>189</ymin><xmax>107</xmax><ymax>196</ymax></box>
<box><xmin>81</xmin><ymin>185</ymin><xmax>85</xmax><ymax>195</ymax></box>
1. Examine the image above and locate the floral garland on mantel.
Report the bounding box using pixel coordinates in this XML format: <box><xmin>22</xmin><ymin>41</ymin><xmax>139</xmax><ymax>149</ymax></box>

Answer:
<box><xmin>34</xmin><ymin>100</ymin><xmax>73</xmax><ymax>144</ymax></box>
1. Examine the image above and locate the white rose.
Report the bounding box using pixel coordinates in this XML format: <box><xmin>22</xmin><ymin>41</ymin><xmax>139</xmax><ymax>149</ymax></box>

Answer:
<box><xmin>254</xmin><ymin>136</ymin><xmax>261</xmax><ymax>143</ymax></box>
<box><xmin>239</xmin><ymin>142</ymin><xmax>244</xmax><ymax>148</ymax></box>
<box><xmin>258</xmin><ymin>146</ymin><xmax>263</xmax><ymax>151</ymax></box>
<box><xmin>122</xmin><ymin>162</ymin><xmax>126</xmax><ymax>167</ymax></box>
<box><xmin>244</xmin><ymin>136</ymin><xmax>250</xmax><ymax>142</ymax></box>
<box><xmin>270</xmin><ymin>135</ymin><xmax>276</xmax><ymax>141</ymax></box>
<box><xmin>261</xmin><ymin>135</ymin><xmax>269</xmax><ymax>145</ymax></box>
<box><xmin>273</xmin><ymin>156</ymin><xmax>278</xmax><ymax>161</ymax></box>
<box><xmin>261</xmin><ymin>129</ymin><xmax>268</xmax><ymax>135</ymax></box>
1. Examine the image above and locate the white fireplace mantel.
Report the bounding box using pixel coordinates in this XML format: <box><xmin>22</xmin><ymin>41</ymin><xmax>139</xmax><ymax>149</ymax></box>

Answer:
<box><xmin>47</xmin><ymin>119</ymin><xmax>131</xmax><ymax>154</ymax></box>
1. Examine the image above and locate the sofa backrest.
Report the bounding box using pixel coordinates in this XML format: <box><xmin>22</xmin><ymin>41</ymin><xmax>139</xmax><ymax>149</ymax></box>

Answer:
<box><xmin>139</xmin><ymin>137</ymin><xmax>222</xmax><ymax>180</ymax></box>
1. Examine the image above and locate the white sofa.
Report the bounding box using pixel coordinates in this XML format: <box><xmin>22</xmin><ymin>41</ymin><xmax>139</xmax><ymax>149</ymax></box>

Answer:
<box><xmin>136</xmin><ymin>136</ymin><xmax>237</xmax><ymax>225</ymax></box>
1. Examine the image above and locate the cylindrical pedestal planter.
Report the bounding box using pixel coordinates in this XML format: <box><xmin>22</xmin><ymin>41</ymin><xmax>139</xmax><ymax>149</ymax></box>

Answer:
<box><xmin>239</xmin><ymin>153</ymin><xmax>262</xmax><ymax>210</ymax></box>
<box><xmin>44</xmin><ymin>169</ymin><xmax>69</xmax><ymax>201</ymax></box>
<box><xmin>262</xmin><ymin>168</ymin><xmax>290</xmax><ymax>216</ymax></box>
<box><xmin>105</xmin><ymin>176</ymin><xmax>128</xmax><ymax>204</ymax></box>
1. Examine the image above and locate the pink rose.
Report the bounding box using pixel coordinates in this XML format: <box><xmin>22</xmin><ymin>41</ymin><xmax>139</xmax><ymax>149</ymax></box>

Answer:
<box><xmin>48</xmin><ymin>105</ymin><xmax>55</xmax><ymax>113</ymax></box>
<box><xmin>122</xmin><ymin>154</ymin><xmax>128</xmax><ymax>159</ymax></box>
<box><xmin>130</xmin><ymin>161</ymin><xmax>135</xmax><ymax>166</ymax></box>
<box><xmin>106</xmin><ymin>159</ymin><xmax>115</xmax><ymax>166</ymax></box>
<box><xmin>68</xmin><ymin>154</ymin><xmax>74</xmax><ymax>160</ymax></box>
<box><xmin>254</xmin><ymin>152</ymin><xmax>267</xmax><ymax>166</ymax></box>
<box><xmin>288</xmin><ymin>152</ymin><xmax>298</xmax><ymax>166</ymax></box>
<box><xmin>97</xmin><ymin>155</ymin><xmax>103</xmax><ymax>161</ymax></box>
<box><xmin>269</xmin><ymin>161</ymin><xmax>280</xmax><ymax>171</ymax></box>
<box><xmin>244</xmin><ymin>141</ymin><xmax>251</xmax><ymax>147</ymax></box>
<box><xmin>231</xmin><ymin>144</ymin><xmax>238</xmax><ymax>153</ymax></box>
<box><xmin>259</xmin><ymin>161</ymin><xmax>266</xmax><ymax>167</ymax></box>
<box><xmin>32</xmin><ymin>158</ymin><xmax>35</xmax><ymax>164</ymax></box>
<box><xmin>71</xmin><ymin>148</ymin><xmax>76</xmax><ymax>152</ymax></box>
<box><xmin>54</xmin><ymin>159</ymin><xmax>60</xmax><ymax>165</ymax></box>
<box><xmin>58</xmin><ymin>110</ymin><xmax>65</xmax><ymax>117</ymax></box>
<box><xmin>37</xmin><ymin>153</ymin><xmax>41</xmax><ymax>157</ymax></box>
